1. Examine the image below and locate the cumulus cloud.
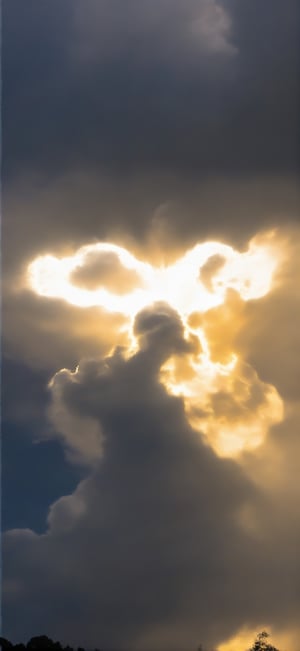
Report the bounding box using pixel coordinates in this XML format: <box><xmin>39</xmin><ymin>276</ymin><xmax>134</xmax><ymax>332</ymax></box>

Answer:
<box><xmin>2</xmin><ymin>305</ymin><xmax>256</xmax><ymax>649</ymax></box>
<box><xmin>4</xmin><ymin>180</ymin><xmax>300</xmax><ymax>651</ymax></box>
<box><xmin>3</xmin><ymin>269</ymin><xmax>300</xmax><ymax>648</ymax></box>
<box><xmin>23</xmin><ymin>229</ymin><xmax>284</xmax><ymax>458</ymax></box>
<box><xmin>133</xmin><ymin>302</ymin><xmax>194</xmax><ymax>360</ymax></box>
<box><xmin>48</xmin><ymin>367</ymin><xmax>104</xmax><ymax>466</ymax></box>
<box><xmin>4</xmin><ymin>171</ymin><xmax>297</xmax><ymax>395</ymax></box>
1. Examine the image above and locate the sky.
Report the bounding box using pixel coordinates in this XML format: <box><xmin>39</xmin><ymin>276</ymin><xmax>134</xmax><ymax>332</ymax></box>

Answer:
<box><xmin>2</xmin><ymin>1</ymin><xmax>300</xmax><ymax>650</ymax></box>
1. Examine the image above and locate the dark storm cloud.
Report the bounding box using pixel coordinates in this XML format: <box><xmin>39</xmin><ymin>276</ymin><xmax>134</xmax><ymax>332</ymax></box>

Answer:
<box><xmin>3</xmin><ymin>303</ymin><xmax>300</xmax><ymax>650</ymax></box>
<box><xmin>3</xmin><ymin>171</ymin><xmax>300</xmax><ymax>281</ymax></box>
<box><xmin>1</xmin><ymin>306</ymin><xmax>256</xmax><ymax>649</ymax></box>
<box><xmin>2</xmin><ymin>0</ymin><xmax>299</xmax><ymax>300</ymax></box>
<box><xmin>2</xmin><ymin>289</ymin><xmax>129</xmax><ymax>371</ymax></box>
<box><xmin>3</xmin><ymin>0</ymin><xmax>299</xmax><ymax>180</ymax></box>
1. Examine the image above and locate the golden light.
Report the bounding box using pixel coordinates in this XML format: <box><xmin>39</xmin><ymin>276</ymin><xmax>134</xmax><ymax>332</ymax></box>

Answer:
<box><xmin>28</xmin><ymin>243</ymin><xmax>157</xmax><ymax>316</ymax></box>
<box><xmin>217</xmin><ymin>625</ymin><xmax>284</xmax><ymax>651</ymax></box>
<box><xmin>26</xmin><ymin>232</ymin><xmax>284</xmax><ymax>457</ymax></box>
<box><xmin>217</xmin><ymin>627</ymin><xmax>264</xmax><ymax>651</ymax></box>
<box><xmin>27</xmin><ymin>236</ymin><xmax>280</xmax><ymax>316</ymax></box>
<box><xmin>160</xmin><ymin>349</ymin><xmax>283</xmax><ymax>457</ymax></box>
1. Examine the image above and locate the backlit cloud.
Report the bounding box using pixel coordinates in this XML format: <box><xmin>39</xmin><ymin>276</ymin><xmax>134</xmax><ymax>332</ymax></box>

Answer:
<box><xmin>25</xmin><ymin>230</ymin><xmax>284</xmax><ymax>458</ymax></box>
<box><xmin>1</xmin><ymin>305</ymin><xmax>261</xmax><ymax>650</ymax></box>
<box><xmin>3</xmin><ymin>289</ymin><xmax>300</xmax><ymax>649</ymax></box>
<box><xmin>27</xmin><ymin>232</ymin><xmax>280</xmax><ymax>313</ymax></box>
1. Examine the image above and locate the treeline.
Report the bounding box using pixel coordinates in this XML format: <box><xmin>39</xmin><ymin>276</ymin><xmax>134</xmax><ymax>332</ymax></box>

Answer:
<box><xmin>0</xmin><ymin>631</ymin><xmax>280</xmax><ymax>651</ymax></box>
<box><xmin>0</xmin><ymin>636</ymin><xmax>101</xmax><ymax>651</ymax></box>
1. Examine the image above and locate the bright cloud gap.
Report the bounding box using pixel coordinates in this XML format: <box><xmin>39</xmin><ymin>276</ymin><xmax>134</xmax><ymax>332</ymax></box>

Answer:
<box><xmin>28</xmin><ymin>237</ymin><xmax>278</xmax><ymax>315</ymax></box>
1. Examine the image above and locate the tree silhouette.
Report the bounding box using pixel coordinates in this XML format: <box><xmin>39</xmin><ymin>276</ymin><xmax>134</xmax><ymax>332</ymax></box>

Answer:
<box><xmin>27</xmin><ymin>637</ymin><xmax>55</xmax><ymax>651</ymax></box>
<box><xmin>0</xmin><ymin>639</ymin><xmax>13</xmax><ymax>650</ymax></box>
<box><xmin>248</xmin><ymin>631</ymin><xmax>280</xmax><ymax>651</ymax></box>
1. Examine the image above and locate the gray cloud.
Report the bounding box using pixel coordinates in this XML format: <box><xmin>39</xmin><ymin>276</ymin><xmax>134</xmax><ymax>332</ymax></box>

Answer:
<box><xmin>133</xmin><ymin>302</ymin><xmax>194</xmax><ymax>361</ymax></box>
<box><xmin>3</xmin><ymin>0</ymin><xmax>299</xmax><ymax>179</ymax></box>
<box><xmin>238</xmin><ymin>226</ymin><xmax>300</xmax><ymax>402</ymax></box>
<box><xmin>72</xmin><ymin>0</ymin><xmax>237</xmax><ymax>67</ymax></box>
<box><xmin>3</xmin><ymin>303</ymin><xmax>300</xmax><ymax>649</ymax></box>
<box><xmin>2</xmin><ymin>289</ymin><xmax>129</xmax><ymax>372</ymax></box>
<box><xmin>1</xmin><ymin>306</ymin><xmax>253</xmax><ymax>649</ymax></box>
<box><xmin>199</xmin><ymin>254</ymin><xmax>226</xmax><ymax>292</ymax></box>
<box><xmin>4</xmin><ymin>171</ymin><xmax>299</xmax><ymax>275</ymax></box>
<box><xmin>70</xmin><ymin>251</ymin><xmax>144</xmax><ymax>293</ymax></box>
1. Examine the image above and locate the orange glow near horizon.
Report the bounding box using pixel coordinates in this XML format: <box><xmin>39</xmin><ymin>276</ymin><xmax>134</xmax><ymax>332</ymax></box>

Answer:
<box><xmin>217</xmin><ymin>625</ymin><xmax>287</xmax><ymax>651</ymax></box>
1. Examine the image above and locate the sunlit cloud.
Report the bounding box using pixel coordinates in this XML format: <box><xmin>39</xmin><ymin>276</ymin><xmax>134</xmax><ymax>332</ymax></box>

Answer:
<box><xmin>27</xmin><ymin>243</ymin><xmax>155</xmax><ymax>315</ymax></box>
<box><xmin>27</xmin><ymin>233</ymin><xmax>280</xmax><ymax>315</ymax></box>
<box><xmin>161</xmin><ymin>355</ymin><xmax>283</xmax><ymax>457</ymax></box>
<box><xmin>26</xmin><ymin>231</ymin><xmax>284</xmax><ymax>458</ymax></box>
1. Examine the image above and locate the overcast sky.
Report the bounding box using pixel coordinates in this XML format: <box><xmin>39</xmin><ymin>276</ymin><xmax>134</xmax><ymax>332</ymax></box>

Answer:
<box><xmin>2</xmin><ymin>2</ymin><xmax>300</xmax><ymax>650</ymax></box>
